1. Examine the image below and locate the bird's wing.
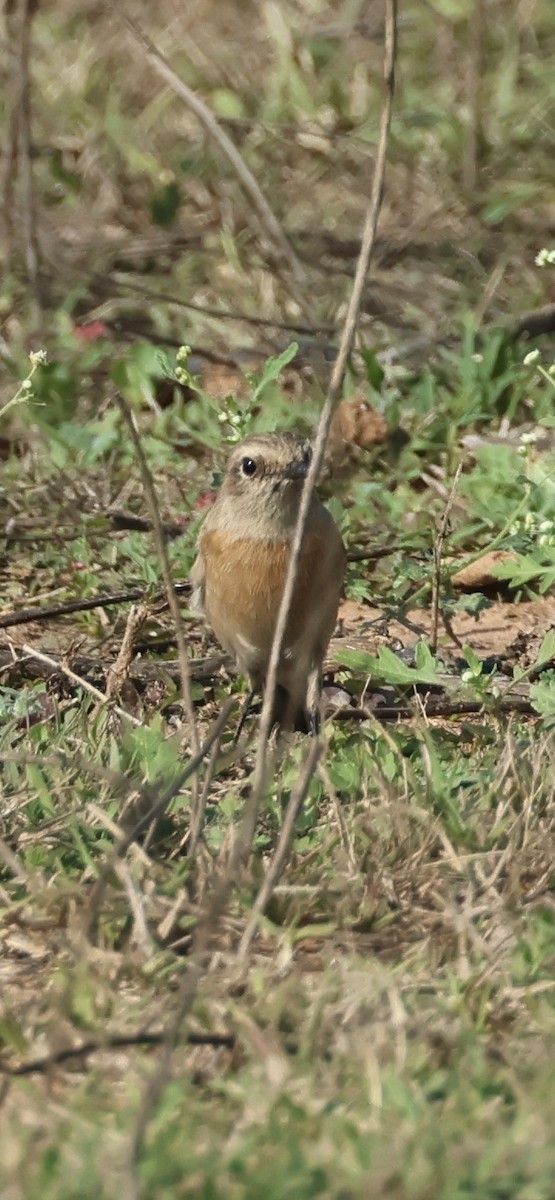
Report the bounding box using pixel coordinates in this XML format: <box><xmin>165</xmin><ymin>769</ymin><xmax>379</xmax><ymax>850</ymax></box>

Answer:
<box><xmin>189</xmin><ymin>549</ymin><xmax>206</xmax><ymax>614</ymax></box>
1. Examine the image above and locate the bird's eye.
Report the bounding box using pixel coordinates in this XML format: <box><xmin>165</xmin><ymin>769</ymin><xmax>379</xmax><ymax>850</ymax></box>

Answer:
<box><xmin>241</xmin><ymin>457</ymin><xmax>257</xmax><ymax>477</ymax></box>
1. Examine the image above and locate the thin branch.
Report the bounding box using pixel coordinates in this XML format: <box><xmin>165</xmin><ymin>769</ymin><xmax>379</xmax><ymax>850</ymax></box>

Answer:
<box><xmin>463</xmin><ymin>0</ymin><xmax>484</xmax><ymax>192</ymax></box>
<box><xmin>2</xmin><ymin>511</ymin><xmax>187</xmax><ymax>546</ymax></box>
<box><xmin>115</xmin><ymin>860</ymin><xmax>155</xmax><ymax>957</ymax></box>
<box><xmin>0</xmin><ymin>581</ymin><xmax>190</xmax><ymax>629</ymax></box>
<box><xmin>430</xmin><ymin>463</ymin><xmax>463</xmax><ymax>654</ymax></box>
<box><xmin>346</xmin><ymin>543</ymin><xmax>397</xmax><ymax>563</ymax></box>
<box><xmin>84</xmin><ymin>697</ymin><xmax>235</xmax><ymax>938</ymax></box>
<box><xmin>1</xmin><ymin>2</ymin><xmax>19</xmax><ymax>270</ymax></box>
<box><xmin>511</xmin><ymin>303</ymin><xmax>555</xmax><ymax>341</ymax></box>
<box><xmin>187</xmin><ymin>728</ymin><xmax>228</xmax><ymax>859</ymax></box>
<box><xmin>125</xmin><ymin>721</ymin><xmax>316</xmax><ymax>1188</ymax></box>
<box><xmin>237</xmin><ymin>739</ymin><xmax>321</xmax><ymax>960</ymax></box>
<box><xmin>20</xmin><ymin>643</ymin><xmax>144</xmax><ymax>727</ymax></box>
<box><xmin>1</xmin><ymin>1030</ymin><xmax>234</xmax><ymax>1077</ymax></box>
<box><xmin>124</xmin><ymin>15</ymin><xmax>307</xmax><ymax>289</ymax></box>
<box><xmin>249</xmin><ymin>0</ymin><xmax>398</xmax><ymax>831</ymax></box>
<box><xmin>17</xmin><ymin>0</ymin><xmax>41</xmax><ymax>318</ymax></box>
<box><xmin>0</xmin><ymin>547</ymin><xmax>394</xmax><ymax>630</ymax></box>
<box><xmin>103</xmin><ymin>701</ymin><xmax>234</xmax><ymax>863</ymax></box>
<box><xmin>104</xmin><ymin>602</ymin><xmax>148</xmax><ymax>704</ymax></box>
<box><xmin>121</xmin><ymin>14</ymin><xmax>398</xmax><ymax>1187</ymax></box>
<box><xmin>108</xmin><ymin>274</ymin><xmax>335</xmax><ymax>335</ymax></box>
<box><xmin>333</xmin><ymin>695</ymin><xmax>535</xmax><ymax>721</ymax></box>
<box><xmin>0</xmin><ymin>648</ymin><xmax>229</xmax><ymax>688</ymax></box>
<box><xmin>113</xmin><ymin>389</ymin><xmax>199</xmax><ymax>753</ymax></box>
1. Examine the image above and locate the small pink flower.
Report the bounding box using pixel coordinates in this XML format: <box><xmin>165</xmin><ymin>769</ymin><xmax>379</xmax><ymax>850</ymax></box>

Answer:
<box><xmin>73</xmin><ymin>320</ymin><xmax>110</xmax><ymax>342</ymax></box>
<box><xmin>196</xmin><ymin>491</ymin><xmax>216</xmax><ymax>510</ymax></box>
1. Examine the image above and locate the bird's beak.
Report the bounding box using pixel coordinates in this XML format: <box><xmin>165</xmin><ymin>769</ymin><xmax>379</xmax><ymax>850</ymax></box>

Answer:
<box><xmin>282</xmin><ymin>459</ymin><xmax>309</xmax><ymax>480</ymax></box>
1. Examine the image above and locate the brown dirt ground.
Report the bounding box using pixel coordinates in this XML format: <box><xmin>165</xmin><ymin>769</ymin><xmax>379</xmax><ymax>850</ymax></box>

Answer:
<box><xmin>334</xmin><ymin>596</ymin><xmax>555</xmax><ymax>667</ymax></box>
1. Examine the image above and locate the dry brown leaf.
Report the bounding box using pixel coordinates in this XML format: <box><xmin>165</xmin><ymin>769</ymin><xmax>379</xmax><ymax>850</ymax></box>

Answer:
<box><xmin>450</xmin><ymin>551</ymin><xmax>516</xmax><ymax>591</ymax></box>
<box><xmin>198</xmin><ymin>363</ymin><xmax>249</xmax><ymax>400</ymax></box>
<box><xmin>325</xmin><ymin>392</ymin><xmax>388</xmax><ymax>479</ymax></box>
<box><xmin>330</xmin><ymin>392</ymin><xmax>388</xmax><ymax>450</ymax></box>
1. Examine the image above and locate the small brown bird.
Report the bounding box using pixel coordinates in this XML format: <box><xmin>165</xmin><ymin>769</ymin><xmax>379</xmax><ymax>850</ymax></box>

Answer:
<box><xmin>191</xmin><ymin>432</ymin><xmax>345</xmax><ymax>735</ymax></box>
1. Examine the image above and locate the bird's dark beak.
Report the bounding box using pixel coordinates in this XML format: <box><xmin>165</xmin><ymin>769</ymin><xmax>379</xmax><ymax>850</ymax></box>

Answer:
<box><xmin>282</xmin><ymin>459</ymin><xmax>309</xmax><ymax>481</ymax></box>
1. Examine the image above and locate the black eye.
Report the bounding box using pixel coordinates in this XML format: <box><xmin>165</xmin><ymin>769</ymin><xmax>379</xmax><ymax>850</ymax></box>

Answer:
<box><xmin>303</xmin><ymin>446</ymin><xmax>312</xmax><ymax>466</ymax></box>
<box><xmin>241</xmin><ymin>457</ymin><xmax>257</xmax><ymax>477</ymax></box>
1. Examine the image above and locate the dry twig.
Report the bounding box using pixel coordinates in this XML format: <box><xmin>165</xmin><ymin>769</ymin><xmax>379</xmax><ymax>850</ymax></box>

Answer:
<box><xmin>248</xmin><ymin>0</ymin><xmax>398</xmax><ymax>835</ymax></box>
<box><xmin>108</xmin><ymin>273</ymin><xmax>335</xmax><ymax>335</ymax></box>
<box><xmin>1</xmin><ymin>0</ymin><xmax>41</xmax><ymax>314</ymax></box>
<box><xmin>163</xmin><ymin>0</ymin><xmax>399</xmax><ymax>898</ymax></box>
<box><xmin>84</xmin><ymin>697</ymin><xmax>235</xmax><ymax>939</ymax></box>
<box><xmin>0</xmin><ymin>581</ymin><xmax>189</xmax><ymax>630</ymax></box>
<box><xmin>124</xmin><ymin>15</ymin><xmax>306</xmax><ymax>290</ymax></box>
<box><xmin>113</xmin><ymin>390</ymin><xmax>199</xmax><ymax>752</ymax></box>
<box><xmin>122</xmin><ymin>10</ymin><xmax>397</xmax><ymax>1189</ymax></box>
<box><xmin>20</xmin><ymin>643</ymin><xmax>144</xmax><ymax>728</ymax></box>
<box><xmin>1</xmin><ymin>1030</ymin><xmax>234</xmax><ymax>1078</ymax></box>
<box><xmin>0</xmin><ymin>647</ymin><xmax>228</xmax><ymax>688</ymax></box>
<box><xmin>104</xmin><ymin>602</ymin><xmax>148</xmax><ymax>704</ymax></box>
<box><xmin>237</xmin><ymin>739</ymin><xmax>322</xmax><ymax>959</ymax></box>
<box><xmin>430</xmin><ymin>463</ymin><xmax>463</xmax><ymax>653</ymax></box>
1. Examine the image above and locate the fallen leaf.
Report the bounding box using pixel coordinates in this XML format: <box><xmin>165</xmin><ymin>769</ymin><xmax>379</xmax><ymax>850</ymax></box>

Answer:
<box><xmin>330</xmin><ymin>393</ymin><xmax>388</xmax><ymax>450</ymax></box>
<box><xmin>326</xmin><ymin>392</ymin><xmax>388</xmax><ymax>479</ymax></box>
<box><xmin>450</xmin><ymin>551</ymin><xmax>517</xmax><ymax>591</ymax></box>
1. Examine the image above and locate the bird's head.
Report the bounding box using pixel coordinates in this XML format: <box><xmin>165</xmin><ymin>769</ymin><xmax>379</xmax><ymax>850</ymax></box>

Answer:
<box><xmin>217</xmin><ymin>432</ymin><xmax>314</xmax><ymax>535</ymax></box>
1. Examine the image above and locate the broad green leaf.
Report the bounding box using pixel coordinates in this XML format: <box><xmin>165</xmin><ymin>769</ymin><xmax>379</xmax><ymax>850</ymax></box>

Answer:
<box><xmin>530</xmin><ymin>672</ymin><xmax>555</xmax><ymax>718</ymax></box>
<box><xmin>250</xmin><ymin>343</ymin><xmax>299</xmax><ymax>403</ymax></box>
<box><xmin>535</xmin><ymin>628</ymin><xmax>555</xmax><ymax>667</ymax></box>
<box><xmin>336</xmin><ymin>642</ymin><xmax>441</xmax><ymax>686</ymax></box>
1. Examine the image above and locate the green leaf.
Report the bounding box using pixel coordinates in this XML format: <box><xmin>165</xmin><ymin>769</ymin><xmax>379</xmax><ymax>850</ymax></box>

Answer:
<box><xmin>334</xmin><ymin>648</ymin><xmax>377</xmax><ymax>673</ymax></box>
<box><xmin>336</xmin><ymin>642</ymin><xmax>442</xmax><ymax>686</ymax></box>
<box><xmin>0</xmin><ymin>1011</ymin><xmax>28</xmax><ymax>1054</ymax></box>
<box><xmin>150</xmin><ymin>181</ymin><xmax>181</xmax><ymax>227</ymax></box>
<box><xmin>250</xmin><ymin>343</ymin><xmax>299</xmax><ymax>403</ymax></box>
<box><xmin>530</xmin><ymin>672</ymin><xmax>555</xmax><ymax>718</ymax></box>
<box><xmin>492</xmin><ymin>553</ymin><xmax>544</xmax><ymax>587</ymax></box>
<box><xmin>462</xmin><ymin>645</ymin><xmax>483</xmax><ymax>677</ymax></box>
<box><xmin>535</xmin><ymin>628</ymin><xmax>555</xmax><ymax>668</ymax></box>
<box><xmin>360</xmin><ymin>350</ymin><xmax>385</xmax><ymax>393</ymax></box>
<box><xmin>414</xmin><ymin>641</ymin><xmax>441</xmax><ymax>679</ymax></box>
<box><xmin>211</xmin><ymin>88</ymin><xmax>245</xmax><ymax>119</ymax></box>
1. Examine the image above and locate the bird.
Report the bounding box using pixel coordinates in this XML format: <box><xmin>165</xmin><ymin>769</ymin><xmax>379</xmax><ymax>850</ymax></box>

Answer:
<box><xmin>190</xmin><ymin>431</ymin><xmax>345</xmax><ymax>736</ymax></box>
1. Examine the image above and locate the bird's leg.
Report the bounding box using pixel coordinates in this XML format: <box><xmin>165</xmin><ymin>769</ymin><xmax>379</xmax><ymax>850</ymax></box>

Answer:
<box><xmin>309</xmin><ymin>707</ymin><xmax>321</xmax><ymax>737</ymax></box>
<box><xmin>233</xmin><ymin>687</ymin><xmax>257</xmax><ymax>744</ymax></box>
<box><xmin>306</xmin><ymin>665</ymin><xmax>323</xmax><ymax>737</ymax></box>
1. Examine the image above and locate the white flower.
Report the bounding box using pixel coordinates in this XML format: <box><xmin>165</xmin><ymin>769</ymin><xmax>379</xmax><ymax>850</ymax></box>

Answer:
<box><xmin>29</xmin><ymin>349</ymin><xmax>47</xmax><ymax>366</ymax></box>
<box><xmin>523</xmin><ymin>349</ymin><xmax>540</xmax><ymax>366</ymax></box>
<box><xmin>535</xmin><ymin>248</ymin><xmax>555</xmax><ymax>268</ymax></box>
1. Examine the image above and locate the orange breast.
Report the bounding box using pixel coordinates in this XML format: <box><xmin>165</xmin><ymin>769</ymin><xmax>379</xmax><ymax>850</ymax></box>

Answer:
<box><xmin>199</xmin><ymin>529</ymin><xmax>343</xmax><ymax>678</ymax></box>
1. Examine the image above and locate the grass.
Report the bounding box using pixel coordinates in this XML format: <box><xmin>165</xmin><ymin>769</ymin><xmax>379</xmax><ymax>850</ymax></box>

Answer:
<box><xmin>2</xmin><ymin>0</ymin><xmax>555</xmax><ymax>1197</ymax></box>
